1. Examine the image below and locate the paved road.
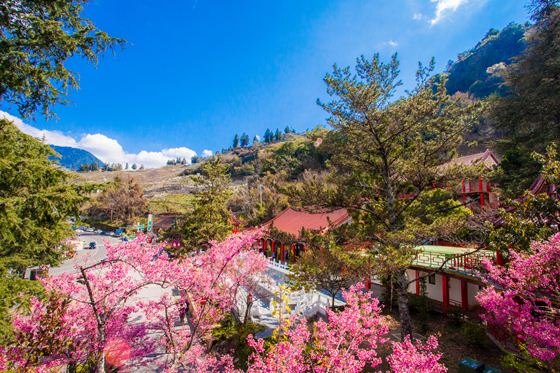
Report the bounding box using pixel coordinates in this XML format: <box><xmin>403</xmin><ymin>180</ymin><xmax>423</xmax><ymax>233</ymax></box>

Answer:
<box><xmin>49</xmin><ymin>232</ymin><xmax>120</xmax><ymax>276</ymax></box>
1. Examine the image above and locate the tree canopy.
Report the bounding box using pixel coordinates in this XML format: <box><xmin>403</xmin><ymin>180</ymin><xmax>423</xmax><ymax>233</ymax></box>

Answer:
<box><xmin>180</xmin><ymin>157</ymin><xmax>233</xmax><ymax>252</ymax></box>
<box><xmin>0</xmin><ymin>0</ymin><xmax>123</xmax><ymax>118</ymax></box>
<box><xmin>0</xmin><ymin>119</ymin><xmax>85</xmax><ymax>269</ymax></box>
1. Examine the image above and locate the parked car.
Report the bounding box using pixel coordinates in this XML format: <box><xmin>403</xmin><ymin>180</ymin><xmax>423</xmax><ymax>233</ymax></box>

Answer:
<box><xmin>86</xmin><ymin>241</ymin><xmax>96</xmax><ymax>249</ymax></box>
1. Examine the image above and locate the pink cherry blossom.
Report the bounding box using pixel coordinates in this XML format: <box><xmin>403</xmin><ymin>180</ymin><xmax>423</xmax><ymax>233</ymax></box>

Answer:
<box><xmin>477</xmin><ymin>233</ymin><xmax>560</xmax><ymax>364</ymax></box>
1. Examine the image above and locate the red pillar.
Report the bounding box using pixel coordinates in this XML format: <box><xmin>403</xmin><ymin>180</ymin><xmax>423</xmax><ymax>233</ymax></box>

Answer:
<box><xmin>271</xmin><ymin>240</ymin><xmax>275</xmax><ymax>260</ymax></box>
<box><xmin>261</xmin><ymin>239</ymin><xmax>266</xmax><ymax>254</ymax></box>
<box><xmin>415</xmin><ymin>270</ymin><xmax>420</xmax><ymax>295</ymax></box>
<box><xmin>281</xmin><ymin>243</ymin><xmax>285</xmax><ymax>264</ymax></box>
<box><xmin>461</xmin><ymin>280</ymin><xmax>469</xmax><ymax>312</ymax></box>
<box><xmin>461</xmin><ymin>179</ymin><xmax>466</xmax><ymax>205</ymax></box>
<box><xmin>365</xmin><ymin>275</ymin><xmax>371</xmax><ymax>290</ymax></box>
<box><xmin>496</xmin><ymin>249</ymin><xmax>504</xmax><ymax>266</ymax></box>
<box><xmin>479</xmin><ymin>177</ymin><xmax>485</xmax><ymax>207</ymax></box>
<box><xmin>442</xmin><ymin>274</ymin><xmax>449</xmax><ymax>314</ymax></box>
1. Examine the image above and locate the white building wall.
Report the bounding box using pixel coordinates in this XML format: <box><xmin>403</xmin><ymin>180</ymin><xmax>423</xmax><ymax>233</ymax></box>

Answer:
<box><xmin>405</xmin><ymin>269</ymin><xmax>481</xmax><ymax>308</ymax></box>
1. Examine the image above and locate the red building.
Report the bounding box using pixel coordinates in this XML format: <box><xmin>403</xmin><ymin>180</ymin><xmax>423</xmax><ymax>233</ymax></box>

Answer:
<box><xmin>440</xmin><ymin>149</ymin><xmax>500</xmax><ymax>210</ymax></box>
<box><xmin>257</xmin><ymin>207</ymin><xmax>351</xmax><ymax>264</ymax></box>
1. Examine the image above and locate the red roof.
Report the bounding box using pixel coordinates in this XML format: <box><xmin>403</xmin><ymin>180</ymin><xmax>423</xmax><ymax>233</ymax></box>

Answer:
<box><xmin>262</xmin><ymin>207</ymin><xmax>350</xmax><ymax>238</ymax></box>
<box><xmin>528</xmin><ymin>174</ymin><xmax>558</xmax><ymax>196</ymax></box>
<box><xmin>440</xmin><ymin>149</ymin><xmax>499</xmax><ymax>170</ymax></box>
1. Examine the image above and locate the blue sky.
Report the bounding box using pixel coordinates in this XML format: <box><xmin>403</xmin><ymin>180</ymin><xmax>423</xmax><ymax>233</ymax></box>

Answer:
<box><xmin>2</xmin><ymin>0</ymin><xmax>529</xmax><ymax>167</ymax></box>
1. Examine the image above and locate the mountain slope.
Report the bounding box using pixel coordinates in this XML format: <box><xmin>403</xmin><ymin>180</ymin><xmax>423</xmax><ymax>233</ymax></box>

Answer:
<box><xmin>445</xmin><ymin>22</ymin><xmax>527</xmax><ymax>98</ymax></box>
<box><xmin>50</xmin><ymin>145</ymin><xmax>105</xmax><ymax>171</ymax></box>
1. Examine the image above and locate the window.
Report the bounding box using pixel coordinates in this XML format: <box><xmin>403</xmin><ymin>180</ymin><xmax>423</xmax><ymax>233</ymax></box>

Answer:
<box><xmin>428</xmin><ymin>273</ymin><xmax>436</xmax><ymax>285</ymax></box>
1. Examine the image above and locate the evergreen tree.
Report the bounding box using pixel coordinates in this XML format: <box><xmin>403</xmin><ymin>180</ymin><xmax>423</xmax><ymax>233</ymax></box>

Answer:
<box><xmin>274</xmin><ymin>128</ymin><xmax>282</xmax><ymax>142</ymax></box>
<box><xmin>233</xmin><ymin>134</ymin><xmax>240</xmax><ymax>148</ymax></box>
<box><xmin>0</xmin><ymin>0</ymin><xmax>123</xmax><ymax>118</ymax></box>
<box><xmin>263</xmin><ymin>129</ymin><xmax>273</xmax><ymax>143</ymax></box>
<box><xmin>131</xmin><ymin>163</ymin><xmax>137</xmax><ymax>170</ymax></box>
<box><xmin>179</xmin><ymin>158</ymin><xmax>233</xmax><ymax>253</ymax></box>
<box><xmin>0</xmin><ymin>119</ymin><xmax>86</xmax><ymax>338</ymax></box>
<box><xmin>316</xmin><ymin>54</ymin><xmax>478</xmax><ymax>338</ymax></box>
<box><xmin>240</xmin><ymin>133</ymin><xmax>250</xmax><ymax>147</ymax></box>
<box><xmin>490</xmin><ymin>0</ymin><xmax>560</xmax><ymax>194</ymax></box>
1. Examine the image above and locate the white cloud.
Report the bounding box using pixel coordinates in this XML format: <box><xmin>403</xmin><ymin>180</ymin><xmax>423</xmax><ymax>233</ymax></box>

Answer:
<box><xmin>0</xmin><ymin>111</ymin><xmax>198</xmax><ymax>169</ymax></box>
<box><xmin>430</xmin><ymin>0</ymin><xmax>469</xmax><ymax>25</ymax></box>
<box><xmin>382</xmin><ymin>40</ymin><xmax>399</xmax><ymax>48</ymax></box>
<box><xmin>413</xmin><ymin>12</ymin><xmax>424</xmax><ymax>20</ymax></box>
<box><xmin>201</xmin><ymin>149</ymin><xmax>213</xmax><ymax>157</ymax></box>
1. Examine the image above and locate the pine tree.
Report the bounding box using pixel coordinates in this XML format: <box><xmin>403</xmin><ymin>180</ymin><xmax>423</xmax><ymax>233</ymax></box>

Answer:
<box><xmin>131</xmin><ymin>163</ymin><xmax>137</xmax><ymax>170</ymax></box>
<box><xmin>240</xmin><ymin>133</ymin><xmax>249</xmax><ymax>147</ymax></box>
<box><xmin>317</xmin><ymin>54</ymin><xmax>478</xmax><ymax>338</ymax></box>
<box><xmin>0</xmin><ymin>118</ymin><xmax>86</xmax><ymax>267</ymax></box>
<box><xmin>274</xmin><ymin>128</ymin><xmax>282</xmax><ymax>142</ymax></box>
<box><xmin>263</xmin><ymin>129</ymin><xmax>273</xmax><ymax>143</ymax></box>
<box><xmin>179</xmin><ymin>158</ymin><xmax>233</xmax><ymax>253</ymax></box>
<box><xmin>233</xmin><ymin>134</ymin><xmax>240</xmax><ymax>148</ymax></box>
<box><xmin>0</xmin><ymin>0</ymin><xmax>123</xmax><ymax>118</ymax></box>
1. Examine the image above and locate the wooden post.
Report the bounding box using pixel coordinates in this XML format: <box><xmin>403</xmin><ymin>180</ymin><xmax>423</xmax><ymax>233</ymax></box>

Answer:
<box><xmin>415</xmin><ymin>270</ymin><xmax>420</xmax><ymax>295</ymax></box>
<box><xmin>442</xmin><ymin>274</ymin><xmax>449</xmax><ymax>314</ymax></box>
<box><xmin>461</xmin><ymin>280</ymin><xmax>469</xmax><ymax>312</ymax></box>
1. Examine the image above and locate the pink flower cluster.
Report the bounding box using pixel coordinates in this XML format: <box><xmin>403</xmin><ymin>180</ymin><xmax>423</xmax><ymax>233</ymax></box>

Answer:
<box><xmin>246</xmin><ymin>284</ymin><xmax>447</xmax><ymax>373</ymax></box>
<box><xmin>477</xmin><ymin>233</ymin><xmax>560</xmax><ymax>363</ymax></box>
<box><xmin>387</xmin><ymin>336</ymin><xmax>446</xmax><ymax>373</ymax></box>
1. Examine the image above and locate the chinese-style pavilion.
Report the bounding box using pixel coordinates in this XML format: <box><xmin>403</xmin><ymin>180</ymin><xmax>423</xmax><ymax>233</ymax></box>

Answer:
<box><xmin>256</xmin><ymin>207</ymin><xmax>351</xmax><ymax>264</ymax></box>
<box><xmin>440</xmin><ymin>149</ymin><xmax>500</xmax><ymax>209</ymax></box>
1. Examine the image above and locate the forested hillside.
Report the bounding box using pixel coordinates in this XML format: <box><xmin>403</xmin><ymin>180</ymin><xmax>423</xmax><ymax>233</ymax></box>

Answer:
<box><xmin>445</xmin><ymin>22</ymin><xmax>527</xmax><ymax>98</ymax></box>
<box><xmin>50</xmin><ymin>145</ymin><xmax>105</xmax><ymax>171</ymax></box>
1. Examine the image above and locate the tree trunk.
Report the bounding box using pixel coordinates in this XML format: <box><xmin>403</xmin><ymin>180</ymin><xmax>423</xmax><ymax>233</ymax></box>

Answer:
<box><xmin>396</xmin><ymin>269</ymin><xmax>413</xmax><ymax>340</ymax></box>
<box><xmin>96</xmin><ymin>353</ymin><xmax>105</xmax><ymax>373</ymax></box>
<box><xmin>331</xmin><ymin>293</ymin><xmax>336</xmax><ymax>309</ymax></box>
<box><xmin>243</xmin><ymin>297</ymin><xmax>253</xmax><ymax>324</ymax></box>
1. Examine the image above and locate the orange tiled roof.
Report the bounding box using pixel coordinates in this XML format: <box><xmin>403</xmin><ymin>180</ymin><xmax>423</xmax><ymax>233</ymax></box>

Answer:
<box><xmin>262</xmin><ymin>207</ymin><xmax>350</xmax><ymax>238</ymax></box>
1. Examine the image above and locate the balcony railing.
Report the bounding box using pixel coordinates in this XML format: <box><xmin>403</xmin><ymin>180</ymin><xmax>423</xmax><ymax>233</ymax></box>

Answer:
<box><xmin>412</xmin><ymin>248</ymin><xmax>495</xmax><ymax>277</ymax></box>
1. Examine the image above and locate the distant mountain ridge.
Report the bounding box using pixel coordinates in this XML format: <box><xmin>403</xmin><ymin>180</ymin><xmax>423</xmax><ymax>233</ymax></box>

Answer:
<box><xmin>445</xmin><ymin>22</ymin><xmax>527</xmax><ymax>98</ymax></box>
<box><xmin>50</xmin><ymin>145</ymin><xmax>105</xmax><ymax>171</ymax></box>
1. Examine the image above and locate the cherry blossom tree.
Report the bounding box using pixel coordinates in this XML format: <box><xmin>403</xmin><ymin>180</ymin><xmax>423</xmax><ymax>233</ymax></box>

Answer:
<box><xmin>477</xmin><ymin>233</ymin><xmax>560</xmax><ymax>370</ymax></box>
<box><xmin>1</xmin><ymin>231</ymin><xmax>267</xmax><ymax>372</ymax></box>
